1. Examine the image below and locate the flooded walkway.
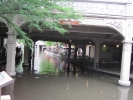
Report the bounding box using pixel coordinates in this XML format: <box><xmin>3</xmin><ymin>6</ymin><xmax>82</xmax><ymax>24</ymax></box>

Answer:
<box><xmin>1</xmin><ymin>51</ymin><xmax>133</xmax><ymax>100</ymax></box>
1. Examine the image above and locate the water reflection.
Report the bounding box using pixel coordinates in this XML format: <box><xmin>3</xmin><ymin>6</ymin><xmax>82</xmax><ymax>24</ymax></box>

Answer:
<box><xmin>4</xmin><ymin>72</ymin><xmax>133</xmax><ymax>100</ymax></box>
<box><xmin>35</xmin><ymin>51</ymin><xmax>66</xmax><ymax>75</ymax></box>
<box><xmin>39</xmin><ymin>59</ymin><xmax>61</xmax><ymax>75</ymax></box>
<box><xmin>118</xmin><ymin>86</ymin><xmax>130</xmax><ymax>100</ymax></box>
<box><xmin>12</xmin><ymin>50</ymin><xmax>133</xmax><ymax>100</ymax></box>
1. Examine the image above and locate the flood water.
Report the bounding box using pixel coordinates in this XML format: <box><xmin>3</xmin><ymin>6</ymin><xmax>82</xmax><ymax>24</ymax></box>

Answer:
<box><xmin>2</xmin><ymin>51</ymin><xmax>133</xmax><ymax>100</ymax></box>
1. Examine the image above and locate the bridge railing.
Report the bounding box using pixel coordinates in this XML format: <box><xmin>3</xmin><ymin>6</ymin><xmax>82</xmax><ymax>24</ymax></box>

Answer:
<box><xmin>96</xmin><ymin>62</ymin><xmax>121</xmax><ymax>71</ymax></box>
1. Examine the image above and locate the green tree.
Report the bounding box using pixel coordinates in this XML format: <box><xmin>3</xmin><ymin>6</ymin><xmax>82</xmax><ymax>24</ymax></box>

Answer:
<box><xmin>45</xmin><ymin>41</ymin><xmax>55</xmax><ymax>46</ymax></box>
<box><xmin>0</xmin><ymin>0</ymin><xmax>81</xmax><ymax>48</ymax></box>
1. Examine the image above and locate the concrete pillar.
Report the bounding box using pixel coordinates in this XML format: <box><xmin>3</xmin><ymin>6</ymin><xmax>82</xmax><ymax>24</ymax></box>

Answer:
<box><xmin>3</xmin><ymin>38</ymin><xmax>7</xmax><ymax>46</ymax></box>
<box><xmin>23</xmin><ymin>46</ymin><xmax>30</xmax><ymax>66</ymax></box>
<box><xmin>31</xmin><ymin>42</ymin><xmax>35</xmax><ymax>70</ymax></box>
<box><xmin>90</xmin><ymin>45</ymin><xmax>95</xmax><ymax>58</ymax></box>
<box><xmin>118</xmin><ymin>41</ymin><xmax>132</xmax><ymax>86</ymax></box>
<box><xmin>94</xmin><ymin>43</ymin><xmax>100</xmax><ymax>69</ymax></box>
<box><xmin>34</xmin><ymin>44</ymin><xmax>39</xmax><ymax>71</ymax></box>
<box><xmin>74</xmin><ymin>47</ymin><xmax>78</xmax><ymax>58</ymax></box>
<box><xmin>82</xmin><ymin>44</ymin><xmax>86</xmax><ymax>61</ymax></box>
<box><xmin>93</xmin><ymin>39</ymin><xmax>103</xmax><ymax>69</ymax></box>
<box><xmin>6</xmin><ymin>33</ymin><xmax>16</xmax><ymax>76</ymax></box>
<box><xmin>28</xmin><ymin>49</ymin><xmax>32</xmax><ymax>67</ymax></box>
<box><xmin>86</xmin><ymin>45</ymin><xmax>89</xmax><ymax>56</ymax></box>
<box><xmin>89</xmin><ymin>46</ymin><xmax>91</xmax><ymax>59</ymax></box>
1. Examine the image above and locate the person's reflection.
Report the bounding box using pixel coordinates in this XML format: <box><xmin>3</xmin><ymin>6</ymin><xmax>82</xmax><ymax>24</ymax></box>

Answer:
<box><xmin>118</xmin><ymin>86</ymin><xmax>130</xmax><ymax>100</ymax></box>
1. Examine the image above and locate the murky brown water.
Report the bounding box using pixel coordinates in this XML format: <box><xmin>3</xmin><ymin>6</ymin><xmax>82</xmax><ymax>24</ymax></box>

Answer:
<box><xmin>2</xmin><ymin>51</ymin><xmax>133</xmax><ymax>100</ymax></box>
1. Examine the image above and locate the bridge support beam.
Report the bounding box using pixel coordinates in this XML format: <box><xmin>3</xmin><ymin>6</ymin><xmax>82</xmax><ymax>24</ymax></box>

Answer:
<box><xmin>74</xmin><ymin>47</ymin><xmax>78</xmax><ymax>58</ymax></box>
<box><xmin>82</xmin><ymin>43</ymin><xmax>86</xmax><ymax>62</ymax></box>
<box><xmin>93</xmin><ymin>40</ymin><xmax>102</xmax><ymax>69</ymax></box>
<box><xmin>118</xmin><ymin>41</ymin><xmax>132</xmax><ymax>86</ymax></box>
<box><xmin>6</xmin><ymin>33</ymin><xmax>16</xmax><ymax>76</ymax></box>
<box><xmin>23</xmin><ymin>46</ymin><xmax>30</xmax><ymax>66</ymax></box>
<box><xmin>86</xmin><ymin>45</ymin><xmax>89</xmax><ymax>57</ymax></box>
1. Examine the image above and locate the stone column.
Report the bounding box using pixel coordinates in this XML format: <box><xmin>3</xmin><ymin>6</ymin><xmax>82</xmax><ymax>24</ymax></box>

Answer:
<box><xmin>34</xmin><ymin>44</ymin><xmax>39</xmax><ymax>71</ymax></box>
<box><xmin>82</xmin><ymin>44</ymin><xmax>86</xmax><ymax>62</ymax></box>
<box><xmin>118</xmin><ymin>41</ymin><xmax>132</xmax><ymax>86</ymax></box>
<box><xmin>31</xmin><ymin>42</ymin><xmax>35</xmax><ymax>70</ymax></box>
<box><xmin>89</xmin><ymin>46</ymin><xmax>91</xmax><ymax>60</ymax></box>
<box><xmin>86</xmin><ymin>45</ymin><xmax>89</xmax><ymax>56</ymax></box>
<box><xmin>93</xmin><ymin>39</ymin><xmax>103</xmax><ymax>69</ymax></box>
<box><xmin>74</xmin><ymin>47</ymin><xmax>78</xmax><ymax>58</ymax></box>
<box><xmin>6</xmin><ymin>33</ymin><xmax>16</xmax><ymax>76</ymax></box>
<box><xmin>23</xmin><ymin>46</ymin><xmax>30</xmax><ymax>66</ymax></box>
<box><xmin>94</xmin><ymin>42</ymin><xmax>100</xmax><ymax>69</ymax></box>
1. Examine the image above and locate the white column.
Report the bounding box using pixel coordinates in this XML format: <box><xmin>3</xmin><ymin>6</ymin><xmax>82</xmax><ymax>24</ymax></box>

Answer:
<box><xmin>34</xmin><ymin>45</ymin><xmax>39</xmax><ymax>71</ymax></box>
<box><xmin>90</xmin><ymin>45</ymin><xmax>95</xmax><ymax>58</ymax></box>
<box><xmin>93</xmin><ymin>39</ymin><xmax>103</xmax><ymax>69</ymax></box>
<box><xmin>86</xmin><ymin>45</ymin><xmax>89</xmax><ymax>56</ymax></box>
<box><xmin>118</xmin><ymin>41</ymin><xmax>132</xmax><ymax>86</ymax></box>
<box><xmin>23</xmin><ymin>46</ymin><xmax>29</xmax><ymax>66</ymax></box>
<box><xmin>3</xmin><ymin>38</ymin><xmax>7</xmax><ymax>46</ymax></box>
<box><xmin>6</xmin><ymin>33</ymin><xmax>16</xmax><ymax>76</ymax></box>
<box><xmin>94</xmin><ymin>43</ymin><xmax>100</xmax><ymax>69</ymax></box>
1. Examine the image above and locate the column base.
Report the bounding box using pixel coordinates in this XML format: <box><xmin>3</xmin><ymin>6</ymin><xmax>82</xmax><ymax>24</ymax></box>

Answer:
<box><xmin>7</xmin><ymin>71</ymin><xmax>16</xmax><ymax>76</ymax></box>
<box><xmin>118</xmin><ymin>80</ymin><xmax>130</xmax><ymax>86</ymax></box>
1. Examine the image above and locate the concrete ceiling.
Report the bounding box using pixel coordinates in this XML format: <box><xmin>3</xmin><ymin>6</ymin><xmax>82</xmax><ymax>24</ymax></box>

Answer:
<box><xmin>0</xmin><ymin>23</ymin><xmax>124</xmax><ymax>44</ymax></box>
<box><xmin>21</xmin><ymin>25</ymin><xmax>124</xmax><ymax>43</ymax></box>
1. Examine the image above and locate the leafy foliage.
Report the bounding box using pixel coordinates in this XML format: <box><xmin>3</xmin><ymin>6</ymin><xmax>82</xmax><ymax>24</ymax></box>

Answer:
<box><xmin>0</xmin><ymin>0</ymin><xmax>81</xmax><ymax>49</ymax></box>
<box><xmin>39</xmin><ymin>59</ymin><xmax>62</xmax><ymax>75</ymax></box>
<box><xmin>45</xmin><ymin>41</ymin><xmax>55</xmax><ymax>46</ymax></box>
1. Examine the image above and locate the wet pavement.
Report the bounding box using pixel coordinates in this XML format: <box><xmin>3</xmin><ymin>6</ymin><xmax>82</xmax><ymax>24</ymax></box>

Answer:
<box><xmin>1</xmin><ymin>51</ymin><xmax>133</xmax><ymax>100</ymax></box>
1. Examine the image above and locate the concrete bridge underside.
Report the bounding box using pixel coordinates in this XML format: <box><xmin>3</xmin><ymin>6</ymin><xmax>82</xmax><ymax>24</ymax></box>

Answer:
<box><xmin>21</xmin><ymin>25</ymin><xmax>123</xmax><ymax>43</ymax></box>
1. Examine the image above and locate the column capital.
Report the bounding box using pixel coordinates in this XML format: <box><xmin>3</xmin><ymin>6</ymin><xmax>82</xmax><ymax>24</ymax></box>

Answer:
<box><xmin>6</xmin><ymin>33</ymin><xmax>16</xmax><ymax>44</ymax></box>
<box><xmin>122</xmin><ymin>41</ymin><xmax>132</xmax><ymax>53</ymax></box>
<box><xmin>122</xmin><ymin>40</ymin><xmax>133</xmax><ymax>44</ymax></box>
<box><xmin>92</xmin><ymin>39</ymin><xmax>103</xmax><ymax>45</ymax></box>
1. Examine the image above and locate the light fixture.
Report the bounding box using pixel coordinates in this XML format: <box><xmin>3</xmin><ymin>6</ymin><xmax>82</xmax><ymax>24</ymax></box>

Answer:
<box><xmin>116</xmin><ymin>44</ymin><xmax>119</xmax><ymax>47</ymax></box>
<box><xmin>103</xmin><ymin>44</ymin><xmax>106</xmax><ymax>47</ymax></box>
<box><xmin>69</xmin><ymin>40</ymin><xmax>72</xmax><ymax>42</ymax></box>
